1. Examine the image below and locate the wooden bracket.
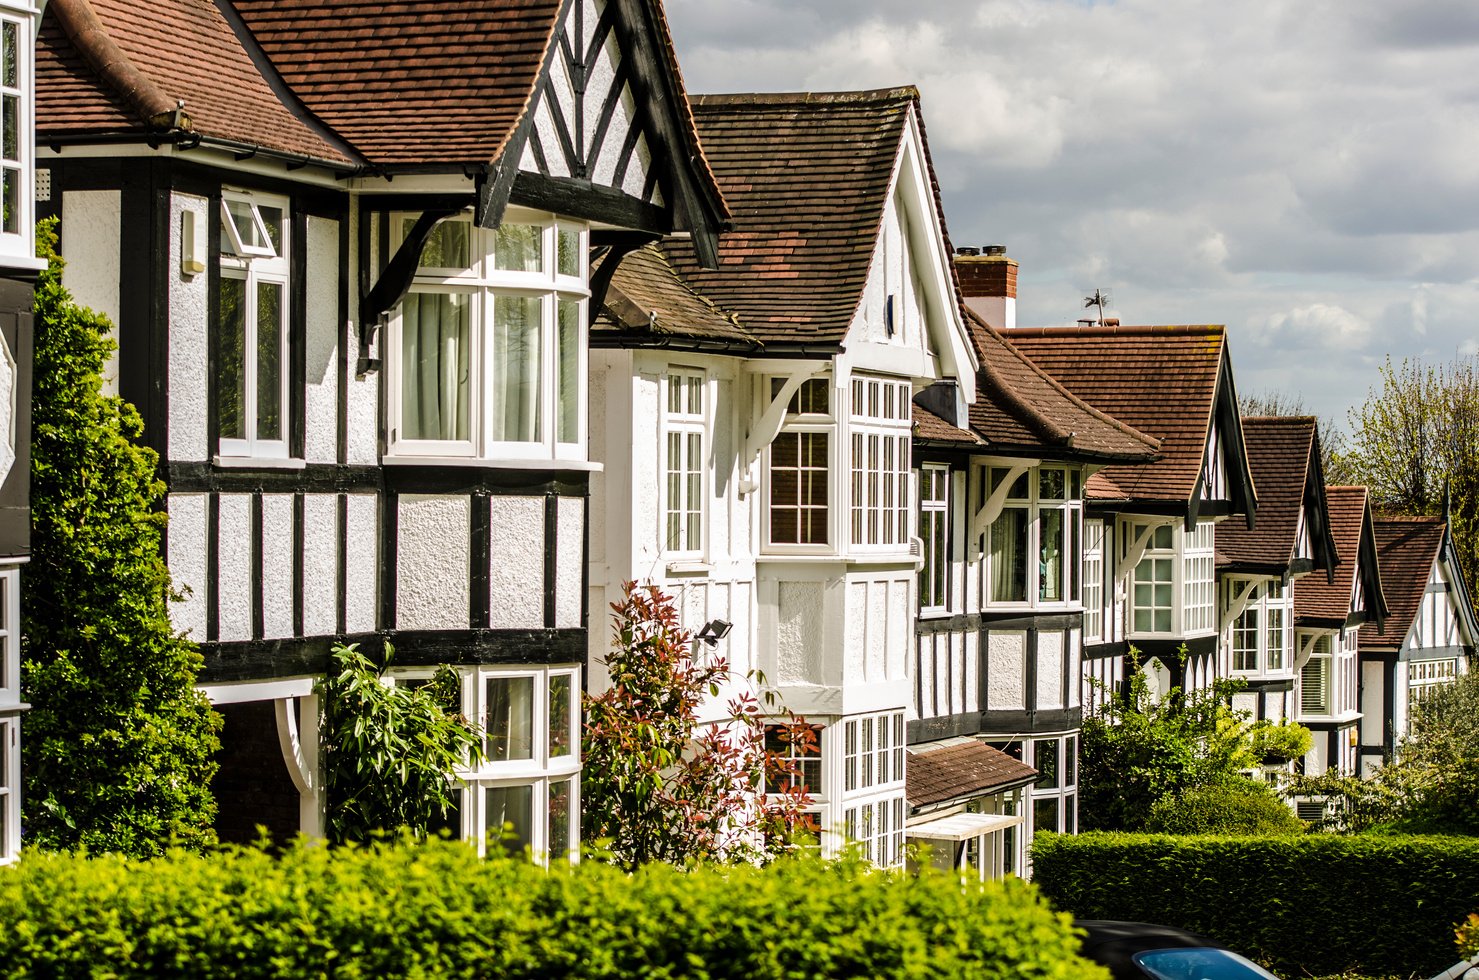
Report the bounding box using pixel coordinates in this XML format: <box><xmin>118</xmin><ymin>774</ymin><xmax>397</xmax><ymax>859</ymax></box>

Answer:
<box><xmin>1219</xmin><ymin>577</ymin><xmax>1263</xmax><ymax>632</ymax></box>
<box><xmin>1116</xmin><ymin>520</ymin><xmax>1171</xmax><ymax>583</ymax></box>
<box><xmin>970</xmin><ymin>462</ymin><xmax>1031</xmax><ymax>558</ymax></box>
<box><xmin>738</xmin><ymin>368</ymin><xmax>825</xmax><ymax>494</ymax></box>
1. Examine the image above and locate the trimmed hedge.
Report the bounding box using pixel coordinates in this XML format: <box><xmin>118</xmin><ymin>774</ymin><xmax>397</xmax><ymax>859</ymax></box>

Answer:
<box><xmin>1144</xmin><ymin>783</ymin><xmax>1304</xmax><ymax>836</ymax></box>
<box><xmin>0</xmin><ymin>839</ymin><xmax>1108</xmax><ymax>979</ymax></box>
<box><xmin>1032</xmin><ymin>832</ymin><xmax>1479</xmax><ymax>977</ymax></box>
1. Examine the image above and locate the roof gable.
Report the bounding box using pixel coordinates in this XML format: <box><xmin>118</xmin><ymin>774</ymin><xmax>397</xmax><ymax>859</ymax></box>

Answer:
<box><xmin>1358</xmin><ymin>517</ymin><xmax>1478</xmax><ymax>651</ymax></box>
<box><xmin>1217</xmin><ymin>417</ymin><xmax>1338</xmax><ymax>575</ymax></box>
<box><xmin>1295</xmin><ymin>486</ymin><xmax>1387</xmax><ymax>629</ymax></box>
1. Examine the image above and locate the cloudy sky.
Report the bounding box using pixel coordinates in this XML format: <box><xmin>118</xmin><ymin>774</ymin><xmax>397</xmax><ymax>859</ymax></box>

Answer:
<box><xmin>665</xmin><ymin>0</ymin><xmax>1479</xmax><ymax>431</ymax></box>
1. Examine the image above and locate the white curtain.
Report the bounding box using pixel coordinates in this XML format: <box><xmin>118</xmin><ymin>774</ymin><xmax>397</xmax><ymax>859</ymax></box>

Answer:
<box><xmin>402</xmin><ymin>292</ymin><xmax>470</xmax><ymax>441</ymax></box>
<box><xmin>493</xmin><ymin>295</ymin><xmax>542</xmax><ymax>443</ymax></box>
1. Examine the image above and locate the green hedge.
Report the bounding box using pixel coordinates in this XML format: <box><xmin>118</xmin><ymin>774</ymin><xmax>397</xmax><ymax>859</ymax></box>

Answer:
<box><xmin>0</xmin><ymin>839</ymin><xmax>1108</xmax><ymax>979</ymax></box>
<box><xmin>1032</xmin><ymin>832</ymin><xmax>1479</xmax><ymax>977</ymax></box>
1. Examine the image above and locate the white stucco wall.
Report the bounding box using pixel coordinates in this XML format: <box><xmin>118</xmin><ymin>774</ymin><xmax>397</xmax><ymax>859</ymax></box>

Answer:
<box><xmin>986</xmin><ymin>631</ymin><xmax>1026</xmax><ymax>710</ymax></box>
<box><xmin>304</xmin><ymin>215</ymin><xmax>339</xmax><ymax>464</ymax></box>
<box><xmin>555</xmin><ymin>496</ymin><xmax>584</xmax><ymax>628</ymax></box>
<box><xmin>489</xmin><ymin>495</ymin><xmax>545</xmax><ymax>629</ymax></box>
<box><xmin>344</xmin><ymin>206</ymin><xmax>378</xmax><ymax>465</ymax></box>
<box><xmin>167</xmin><ymin>193</ymin><xmax>210</xmax><ymax>461</ymax></box>
<box><xmin>262</xmin><ymin>494</ymin><xmax>295</xmax><ymax>639</ymax></box>
<box><xmin>778</xmin><ymin>581</ymin><xmax>824</xmax><ymax>685</ymax></box>
<box><xmin>343</xmin><ymin>493</ymin><xmax>378</xmax><ymax>633</ymax></box>
<box><xmin>61</xmin><ymin>190</ymin><xmax>121</xmax><ymax>397</ymax></box>
<box><xmin>397</xmin><ymin>494</ymin><xmax>470</xmax><ymax>630</ymax></box>
<box><xmin>216</xmin><ymin>494</ymin><xmax>253</xmax><ymax>641</ymax></box>
<box><xmin>302</xmin><ymin>493</ymin><xmax>338</xmax><ymax>636</ymax></box>
<box><xmin>167</xmin><ymin>492</ymin><xmax>208</xmax><ymax>639</ymax></box>
<box><xmin>1036</xmin><ymin>630</ymin><xmax>1064</xmax><ymax>710</ymax></box>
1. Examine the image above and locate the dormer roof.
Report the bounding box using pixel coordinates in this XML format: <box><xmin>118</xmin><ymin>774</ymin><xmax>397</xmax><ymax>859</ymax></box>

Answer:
<box><xmin>1217</xmin><ymin>417</ymin><xmax>1338</xmax><ymax>577</ymax></box>
<box><xmin>1295</xmin><ymin>486</ymin><xmax>1388</xmax><ymax>630</ymax></box>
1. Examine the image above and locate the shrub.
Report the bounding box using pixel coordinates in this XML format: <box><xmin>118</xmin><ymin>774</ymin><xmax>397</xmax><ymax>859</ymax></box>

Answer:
<box><xmin>1031</xmin><ymin>831</ymin><xmax>1479</xmax><ymax>977</ymax></box>
<box><xmin>22</xmin><ymin>218</ymin><xmax>220</xmax><ymax>855</ymax></box>
<box><xmin>1145</xmin><ymin>782</ymin><xmax>1305</xmax><ymax>836</ymax></box>
<box><xmin>0</xmin><ymin>839</ymin><xmax>1108</xmax><ymax>979</ymax></box>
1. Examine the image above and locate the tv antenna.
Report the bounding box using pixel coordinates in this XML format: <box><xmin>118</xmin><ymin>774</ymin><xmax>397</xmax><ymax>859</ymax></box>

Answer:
<box><xmin>1084</xmin><ymin>288</ymin><xmax>1111</xmax><ymax>326</ymax></box>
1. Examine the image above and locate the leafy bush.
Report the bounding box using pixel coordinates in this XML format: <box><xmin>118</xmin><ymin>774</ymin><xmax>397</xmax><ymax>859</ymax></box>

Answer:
<box><xmin>1032</xmin><ymin>831</ymin><xmax>1479</xmax><ymax>977</ymax></box>
<box><xmin>0</xmin><ymin>839</ymin><xmax>1108</xmax><ymax>979</ymax></box>
<box><xmin>1145</xmin><ymin>782</ymin><xmax>1304</xmax><ymax>836</ymax></box>
<box><xmin>319</xmin><ymin>642</ymin><xmax>483</xmax><ymax>843</ymax></box>
<box><xmin>1459</xmin><ymin>912</ymin><xmax>1479</xmax><ymax>959</ymax></box>
<box><xmin>22</xmin><ymin>218</ymin><xmax>220</xmax><ymax>855</ymax></box>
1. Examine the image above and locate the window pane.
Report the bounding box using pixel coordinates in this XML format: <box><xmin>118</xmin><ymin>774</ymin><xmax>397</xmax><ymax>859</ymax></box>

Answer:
<box><xmin>484</xmin><ymin>783</ymin><xmax>533</xmax><ymax>856</ymax></box>
<box><xmin>549</xmin><ymin>674</ymin><xmax>572</xmax><ymax>759</ymax></box>
<box><xmin>990</xmin><ymin>508</ymin><xmax>1028</xmax><ymax>603</ymax></box>
<box><xmin>1</xmin><ymin>95</ymin><xmax>15</xmax><ymax>161</ymax></box>
<box><xmin>1035</xmin><ymin>739</ymin><xmax>1059</xmax><ymax>789</ymax></box>
<box><xmin>557</xmin><ymin>228</ymin><xmax>580</xmax><ymax>277</ymax></box>
<box><xmin>2</xmin><ymin>23</ymin><xmax>14</xmax><ymax>89</ymax></box>
<box><xmin>1039</xmin><ymin>469</ymin><xmax>1065</xmax><ymax>500</ymax></box>
<box><xmin>686</xmin><ymin>432</ymin><xmax>702</xmax><ymax>546</ymax></box>
<box><xmin>255</xmin><ymin>281</ymin><xmax>284</xmax><ymax>442</ymax></box>
<box><xmin>557</xmin><ymin>299</ymin><xmax>579</xmax><ymax>443</ymax></box>
<box><xmin>492</xmin><ymin>295</ymin><xmax>543</xmax><ymax>443</ymax></box>
<box><xmin>1034</xmin><ymin>796</ymin><xmax>1059</xmax><ymax>834</ymax></box>
<box><xmin>1065</xmin><ymin>737</ymin><xmax>1077</xmax><ymax>786</ymax></box>
<box><xmin>226</xmin><ymin>199</ymin><xmax>264</xmax><ymax>252</ymax></box>
<box><xmin>485</xmin><ymin>676</ymin><xmax>534</xmax><ymax>761</ymax></box>
<box><xmin>428</xmin><ymin>785</ymin><xmax>462</xmax><ymax>839</ymax></box>
<box><xmin>548</xmin><ymin>779</ymin><xmax>573</xmax><ymax>860</ymax></box>
<box><xmin>1040</xmin><ymin>508</ymin><xmax>1064</xmax><ymax>602</ymax></box>
<box><xmin>401</xmin><ymin>292</ymin><xmax>472</xmax><ymax>441</ymax></box>
<box><xmin>257</xmin><ymin>204</ymin><xmax>284</xmax><ymax>255</ymax></box>
<box><xmin>409</xmin><ymin>217</ymin><xmax>470</xmax><ymax>270</ymax></box>
<box><xmin>217</xmin><ymin>276</ymin><xmax>247</xmax><ymax>440</ymax></box>
<box><xmin>0</xmin><ymin>167</ymin><xmax>14</xmax><ymax>236</ymax></box>
<box><xmin>494</xmin><ymin>224</ymin><xmax>543</xmax><ymax>272</ymax></box>
<box><xmin>769</xmin><ymin>431</ymin><xmax>827</xmax><ymax>545</ymax></box>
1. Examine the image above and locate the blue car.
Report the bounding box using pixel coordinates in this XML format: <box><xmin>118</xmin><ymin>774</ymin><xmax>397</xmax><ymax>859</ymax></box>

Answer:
<box><xmin>1075</xmin><ymin>920</ymin><xmax>1281</xmax><ymax>980</ymax></box>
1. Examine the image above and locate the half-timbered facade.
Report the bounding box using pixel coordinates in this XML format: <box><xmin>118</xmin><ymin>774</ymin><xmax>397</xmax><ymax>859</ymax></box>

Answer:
<box><xmin>1357</xmin><ymin>516</ymin><xmax>1478</xmax><ymax>774</ymax></box>
<box><xmin>589</xmin><ymin>88</ymin><xmax>980</xmax><ymax>865</ymax></box>
<box><xmin>1214</xmin><ymin>417</ymin><xmax>1338</xmax><ymax>748</ymax></box>
<box><xmin>1291</xmin><ymin>485</ymin><xmax>1387</xmax><ymax>779</ymax></box>
<box><xmin>36</xmin><ymin>0</ymin><xmax>725</xmax><ymax>855</ymax></box>
<box><xmin>0</xmin><ymin>0</ymin><xmax>39</xmax><ymax>865</ymax></box>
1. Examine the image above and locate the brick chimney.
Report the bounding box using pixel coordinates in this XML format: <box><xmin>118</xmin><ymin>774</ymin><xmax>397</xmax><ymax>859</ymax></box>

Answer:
<box><xmin>954</xmin><ymin>244</ymin><xmax>1016</xmax><ymax>330</ymax></box>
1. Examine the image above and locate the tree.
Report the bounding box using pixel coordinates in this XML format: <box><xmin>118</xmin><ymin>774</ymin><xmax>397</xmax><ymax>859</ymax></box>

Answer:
<box><xmin>21</xmin><ymin>219</ymin><xmax>221</xmax><ymax>855</ymax></box>
<box><xmin>1080</xmin><ymin>649</ymin><xmax>1311</xmax><ymax>832</ymax></box>
<box><xmin>318</xmin><ymin>642</ymin><xmax>483</xmax><ymax>844</ymax></box>
<box><xmin>1339</xmin><ymin>355</ymin><xmax>1479</xmax><ymax>598</ymax></box>
<box><xmin>1238</xmin><ymin>388</ymin><xmax>1348</xmax><ymax>482</ymax></box>
<box><xmin>581</xmin><ymin>581</ymin><xmax>815</xmax><ymax>868</ymax></box>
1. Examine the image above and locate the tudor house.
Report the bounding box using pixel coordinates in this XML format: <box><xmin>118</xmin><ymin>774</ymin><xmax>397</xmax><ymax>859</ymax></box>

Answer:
<box><xmin>35</xmin><ymin>0</ymin><xmax>726</xmax><ymax>856</ymax></box>
<box><xmin>1357</xmin><ymin>515</ymin><xmax>1478</xmax><ymax>774</ymax></box>
<box><xmin>588</xmin><ymin>88</ymin><xmax>980</xmax><ymax>867</ymax></box>
<box><xmin>908</xmin><ymin>252</ymin><xmax>1158</xmax><ymax>875</ymax></box>
<box><xmin>0</xmin><ymin>0</ymin><xmax>39</xmax><ymax>865</ymax></box>
<box><xmin>1214</xmin><ymin>416</ymin><xmax>1338</xmax><ymax>747</ymax></box>
<box><xmin>1002</xmin><ymin>322</ymin><xmax>1257</xmax><ymax>707</ymax></box>
<box><xmin>1291</xmin><ymin>485</ymin><xmax>1387</xmax><ymax>780</ymax></box>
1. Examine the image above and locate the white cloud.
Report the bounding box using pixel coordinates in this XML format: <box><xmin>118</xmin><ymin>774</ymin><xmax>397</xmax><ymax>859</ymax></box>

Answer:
<box><xmin>1261</xmin><ymin>303</ymin><xmax>1371</xmax><ymax>349</ymax></box>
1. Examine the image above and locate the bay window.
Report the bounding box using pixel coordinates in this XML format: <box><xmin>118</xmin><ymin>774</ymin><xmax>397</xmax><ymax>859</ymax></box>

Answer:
<box><xmin>849</xmin><ymin>377</ymin><xmax>911</xmax><ymax>549</ymax></box>
<box><xmin>918</xmin><ymin>464</ymin><xmax>950</xmax><ymax>613</ymax></box>
<box><xmin>1300</xmin><ymin>634</ymin><xmax>1332</xmax><ymax>716</ymax></box>
<box><xmin>662</xmin><ymin>370</ymin><xmax>705</xmax><ymax>556</ymax></box>
<box><xmin>1128</xmin><ymin>520</ymin><xmax>1217</xmax><ymax>637</ymax></box>
<box><xmin>841</xmin><ymin>711</ymin><xmax>906</xmax><ymax>867</ymax></box>
<box><xmin>984</xmin><ymin>466</ymin><xmax>1081</xmax><ymax>608</ymax></box>
<box><xmin>388</xmin><ymin>212</ymin><xmax>586</xmax><ymax>460</ymax></box>
<box><xmin>0</xmin><ymin>12</ymin><xmax>30</xmax><ymax>253</ymax></box>
<box><xmin>1083</xmin><ymin>520</ymin><xmax>1105</xmax><ymax>642</ymax></box>
<box><xmin>1229</xmin><ymin>577</ymin><xmax>1291</xmax><ymax>675</ymax></box>
<box><xmin>1026</xmin><ymin>734</ymin><xmax>1077</xmax><ymax>836</ymax></box>
<box><xmin>217</xmin><ymin>190</ymin><xmax>289</xmax><ymax>459</ymax></box>
<box><xmin>767</xmin><ymin>378</ymin><xmax>831</xmax><ymax>547</ymax></box>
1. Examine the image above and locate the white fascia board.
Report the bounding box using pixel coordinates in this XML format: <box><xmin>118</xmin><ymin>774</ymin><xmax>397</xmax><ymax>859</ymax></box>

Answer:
<box><xmin>200</xmin><ymin>676</ymin><xmax>318</xmax><ymax>704</ymax></box>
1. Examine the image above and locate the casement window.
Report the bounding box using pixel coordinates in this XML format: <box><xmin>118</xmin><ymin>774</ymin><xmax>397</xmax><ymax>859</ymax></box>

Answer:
<box><xmin>1029</xmin><ymin>734</ymin><xmax>1078</xmax><ymax>835</ymax></box>
<box><xmin>985</xmin><ymin>466</ymin><xmax>1082</xmax><ymax>607</ymax></box>
<box><xmin>1128</xmin><ymin>521</ymin><xmax>1216</xmax><ymax>637</ymax></box>
<box><xmin>0</xmin><ymin>13</ymin><xmax>30</xmax><ymax>253</ymax></box>
<box><xmin>662</xmin><ymin>371</ymin><xmax>705</xmax><ymax>556</ymax></box>
<box><xmin>840</xmin><ymin>711</ymin><xmax>905</xmax><ymax>867</ymax></box>
<box><xmin>849</xmin><ymin>377</ymin><xmax>911</xmax><ymax>549</ymax></box>
<box><xmin>843</xmin><ymin>797</ymin><xmax>905</xmax><ymax>869</ymax></box>
<box><xmin>918</xmin><ymin>464</ymin><xmax>950</xmax><ymax>613</ymax></box>
<box><xmin>1181</xmin><ymin>523</ymin><xmax>1216</xmax><ymax>633</ymax></box>
<box><xmin>1300</xmin><ymin>634</ymin><xmax>1333</xmax><ymax>716</ymax></box>
<box><xmin>217</xmin><ymin>190</ymin><xmax>290</xmax><ymax>459</ymax></box>
<box><xmin>0</xmin><ymin>568</ymin><xmax>18</xmax><ymax>864</ymax></box>
<box><xmin>1130</xmin><ymin>524</ymin><xmax>1175</xmax><ymax>633</ymax></box>
<box><xmin>767</xmin><ymin>378</ymin><xmax>831</xmax><ymax>547</ymax></box>
<box><xmin>1083</xmin><ymin>520</ymin><xmax>1105</xmax><ymax>643</ymax></box>
<box><xmin>1229</xmin><ymin>578</ymin><xmax>1291</xmax><ymax>675</ymax></box>
<box><xmin>1408</xmin><ymin>658</ymin><xmax>1458</xmax><ymax>721</ymax></box>
<box><xmin>388</xmin><ymin>212</ymin><xmax>587</xmax><ymax>461</ymax></box>
<box><xmin>392</xmin><ymin>665</ymin><xmax>579</xmax><ymax>863</ymax></box>
<box><xmin>764</xmin><ymin>723</ymin><xmax>823</xmax><ymax>795</ymax></box>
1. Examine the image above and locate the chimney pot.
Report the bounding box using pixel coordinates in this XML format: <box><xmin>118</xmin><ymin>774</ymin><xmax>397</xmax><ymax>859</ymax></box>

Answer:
<box><xmin>984</xmin><ymin>244</ymin><xmax>1007</xmax><ymax>256</ymax></box>
<box><xmin>956</xmin><ymin>246</ymin><xmax>980</xmax><ymax>256</ymax></box>
<box><xmin>1103</xmin><ymin>317</ymin><xmax>1120</xmax><ymax>327</ymax></box>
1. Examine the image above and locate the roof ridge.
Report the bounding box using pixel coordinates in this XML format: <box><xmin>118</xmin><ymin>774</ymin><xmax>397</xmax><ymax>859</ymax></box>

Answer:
<box><xmin>1241</xmin><ymin>415</ymin><xmax>1319</xmax><ymax>424</ymax></box>
<box><xmin>692</xmin><ymin>86</ymin><xmax>920</xmax><ymax>108</ymax></box>
<box><xmin>49</xmin><ymin>0</ymin><xmax>181</xmax><ymax>129</ymax></box>
<box><xmin>1006</xmin><ymin>323</ymin><xmax>1226</xmax><ymax>339</ymax></box>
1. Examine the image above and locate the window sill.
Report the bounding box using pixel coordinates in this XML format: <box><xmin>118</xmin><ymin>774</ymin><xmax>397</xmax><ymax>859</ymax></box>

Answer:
<box><xmin>214</xmin><ymin>456</ymin><xmax>306</xmax><ymax>470</ymax></box>
<box><xmin>665</xmin><ymin>559</ymin><xmax>712</xmax><ymax>575</ymax></box>
<box><xmin>383</xmin><ymin>455</ymin><xmax>603</xmax><ymax>472</ymax></box>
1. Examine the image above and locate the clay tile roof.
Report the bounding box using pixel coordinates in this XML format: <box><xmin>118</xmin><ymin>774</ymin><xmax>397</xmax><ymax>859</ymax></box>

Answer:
<box><xmin>1296</xmin><ymin>486</ymin><xmax>1371</xmax><ymax>626</ymax></box>
<box><xmin>1359</xmin><ymin>517</ymin><xmax>1447</xmax><ymax>650</ymax></box>
<box><xmin>660</xmin><ymin>88</ymin><xmax>917</xmax><ymax>347</ymax></box>
<box><xmin>591</xmin><ymin>243</ymin><xmax>758</xmax><ymax>348</ymax></box>
<box><xmin>906</xmin><ymin>739</ymin><xmax>1038</xmax><ymax>809</ymax></box>
<box><xmin>913</xmin><ymin>403</ymin><xmax>982</xmax><ymax>445</ymax></box>
<box><xmin>1217</xmin><ymin>417</ymin><xmax>1318</xmax><ymax>570</ymax></box>
<box><xmin>1003</xmin><ymin>325</ymin><xmax>1231</xmax><ymax>505</ymax></box>
<box><xmin>37</xmin><ymin>0</ymin><xmax>353</xmax><ymax>165</ymax></box>
<box><xmin>967</xmin><ymin>310</ymin><xmax>1160</xmax><ymax>461</ymax></box>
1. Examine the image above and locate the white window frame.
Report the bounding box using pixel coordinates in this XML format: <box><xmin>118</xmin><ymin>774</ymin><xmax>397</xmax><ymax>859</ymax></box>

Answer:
<box><xmin>918</xmin><ymin>463</ymin><xmax>951</xmax><ymax>614</ymax></box>
<box><xmin>217</xmin><ymin>189</ymin><xmax>290</xmax><ymax>460</ymax></box>
<box><xmin>0</xmin><ymin>12</ymin><xmax>32</xmax><ymax>255</ymax></box>
<box><xmin>1127</xmin><ymin>520</ymin><xmax>1216</xmax><ymax>639</ymax></box>
<box><xmin>1182</xmin><ymin>522</ymin><xmax>1216</xmax><ymax>633</ymax></box>
<box><xmin>848</xmin><ymin>376</ymin><xmax>912</xmax><ymax>552</ymax></box>
<box><xmin>0</xmin><ymin>567</ymin><xmax>18</xmax><ymax>864</ymax></box>
<box><xmin>386</xmin><ymin>210</ymin><xmax>589</xmax><ymax>463</ymax></box>
<box><xmin>1228</xmin><ymin>576</ymin><xmax>1293</xmax><ymax>677</ymax></box>
<box><xmin>764</xmin><ymin>377</ymin><xmax>834</xmax><ymax>553</ymax></box>
<box><xmin>661</xmin><ymin>369</ymin><xmax>707</xmax><ymax>557</ymax></box>
<box><xmin>983</xmin><ymin>465</ymin><xmax>1082</xmax><ymax>610</ymax></box>
<box><xmin>1408</xmin><ymin>657</ymin><xmax>1458</xmax><ymax>722</ymax></box>
<box><xmin>1027</xmin><ymin>733</ymin><xmax>1078</xmax><ymax>836</ymax></box>
<box><xmin>1300</xmin><ymin>633</ymin><xmax>1333</xmax><ymax>717</ymax></box>
<box><xmin>1083</xmin><ymin>519</ymin><xmax>1105</xmax><ymax>643</ymax></box>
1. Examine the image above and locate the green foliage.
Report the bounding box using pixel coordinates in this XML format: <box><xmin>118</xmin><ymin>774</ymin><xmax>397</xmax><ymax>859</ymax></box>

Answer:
<box><xmin>1080</xmin><ymin>648</ymin><xmax>1313</xmax><ymax>831</ymax></box>
<box><xmin>1031</xmin><ymin>831</ymin><xmax>1479</xmax><ymax>977</ymax></box>
<box><xmin>1458</xmin><ymin>912</ymin><xmax>1479</xmax><ymax>959</ymax></box>
<box><xmin>1339</xmin><ymin>354</ymin><xmax>1479</xmax><ymax>599</ymax></box>
<box><xmin>582</xmin><ymin>581</ymin><xmax>817</xmax><ymax>868</ymax></box>
<box><xmin>0</xmin><ymin>838</ymin><xmax>1109</xmax><ymax>979</ymax></box>
<box><xmin>21</xmin><ymin>218</ymin><xmax>220</xmax><ymax>855</ymax></box>
<box><xmin>319</xmin><ymin>642</ymin><xmax>482</xmax><ymax>844</ymax></box>
<box><xmin>1146</xmin><ymin>782</ymin><xmax>1304</xmax><ymax>836</ymax></box>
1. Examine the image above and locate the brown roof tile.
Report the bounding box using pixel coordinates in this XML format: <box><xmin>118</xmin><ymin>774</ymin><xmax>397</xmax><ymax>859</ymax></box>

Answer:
<box><xmin>592</xmin><ymin>243</ymin><xmax>757</xmax><ymax>347</ymax></box>
<box><xmin>1296</xmin><ymin>486</ymin><xmax>1373</xmax><ymax>626</ymax></box>
<box><xmin>1217</xmin><ymin>417</ymin><xmax>1320</xmax><ymax>571</ymax></box>
<box><xmin>913</xmin><ymin>403</ymin><xmax>982</xmax><ymax>445</ymax></box>
<box><xmin>906</xmin><ymin>739</ymin><xmax>1038</xmax><ymax>808</ymax></box>
<box><xmin>661</xmin><ymin>89</ymin><xmax>916</xmax><ymax>347</ymax></box>
<box><xmin>38</xmin><ymin>0</ymin><xmax>352</xmax><ymax>164</ymax></box>
<box><xmin>1359</xmin><ymin>517</ymin><xmax>1447</xmax><ymax>651</ymax></box>
<box><xmin>1004</xmin><ymin>325</ymin><xmax>1234</xmax><ymax>505</ymax></box>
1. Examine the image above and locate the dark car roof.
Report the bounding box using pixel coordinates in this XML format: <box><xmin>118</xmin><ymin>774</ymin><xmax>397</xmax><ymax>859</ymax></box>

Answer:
<box><xmin>1076</xmin><ymin>920</ymin><xmax>1228</xmax><ymax>979</ymax></box>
